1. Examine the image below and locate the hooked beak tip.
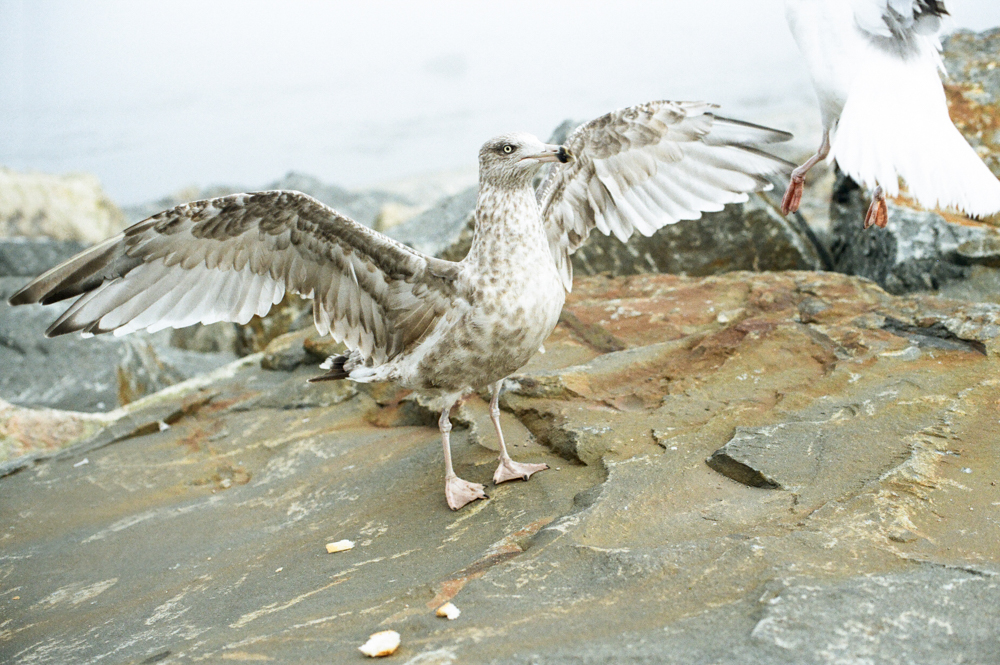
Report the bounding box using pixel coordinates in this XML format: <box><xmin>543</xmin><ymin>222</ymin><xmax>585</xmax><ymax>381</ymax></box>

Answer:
<box><xmin>524</xmin><ymin>144</ymin><xmax>572</xmax><ymax>164</ymax></box>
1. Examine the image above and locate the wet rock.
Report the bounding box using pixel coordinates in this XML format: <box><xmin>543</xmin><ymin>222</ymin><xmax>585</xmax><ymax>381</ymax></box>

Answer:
<box><xmin>0</xmin><ymin>168</ymin><xmax>127</xmax><ymax>243</ymax></box>
<box><xmin>3</xmin><ymin>272</ymin><xmax>1000</xmax><ymax>663</ymax></box>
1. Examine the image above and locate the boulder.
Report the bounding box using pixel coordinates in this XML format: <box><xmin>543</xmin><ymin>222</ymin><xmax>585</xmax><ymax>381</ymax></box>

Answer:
<box><xmin>0</xmin><ymin>236</ymin><xmax>85</xmax><ymax>278</ymax></box>
<box><xmin>121</xmin><ymin>171</ymin><xmax>414</xmax><ymax>229</ymax></box>
<box><xmin>944</xmin><ymin>28</ymin><xmax>1000</xmax><ymax>180</ymax></box>
<box><xmin>0</xmin><ymin>168</ymin><xmax>126</xmax><ymax>243</ymax></box>
<box><xmin>388</xmin><ymin>186</ymin><xmax>826</xmax><ymax>274</ymax></box>
<box><xmin>0</xmin><ymin>238</ymin><xmax>237</xmax><ymax>413</ymax></box>
<box><xmin>829</xmin><ymin>174</ymin><xmax>999</xmax><ymax>294</ymax></box>
<box><xmin>386</xmin><ymin>185</ymin><xmax>478</xmax><ymax>259</ymax></box>
<box><xmin>568</xmin><ymin>192</ymin><xmax>826</xmax><ymax>277</ymax></box>
<box><xmin>3</xmin><ymin>271</ymin><xmax>999</xmax><ymax>663</ymax></box>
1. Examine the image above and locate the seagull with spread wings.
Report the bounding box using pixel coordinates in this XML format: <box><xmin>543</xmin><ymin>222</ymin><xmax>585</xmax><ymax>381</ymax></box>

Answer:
<box><xmin>781</xmin><ymin>0</ymin><xmax>1000</xmax><ymax>228</ymax></box>
<box><xmin>10</xmin><ymin>100</ymin><xmax>792</xmax><ymax>510</ymax></box>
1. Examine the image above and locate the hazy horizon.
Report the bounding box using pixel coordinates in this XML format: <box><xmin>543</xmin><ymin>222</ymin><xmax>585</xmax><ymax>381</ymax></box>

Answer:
<box><xmin>2</xmin><ymin>0</ymin><xmax>999</xmax><ymax>205</ymax></box>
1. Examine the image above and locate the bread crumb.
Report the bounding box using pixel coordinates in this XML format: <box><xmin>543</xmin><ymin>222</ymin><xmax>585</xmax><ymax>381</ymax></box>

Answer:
<box><xmin>359</xmin><ymin>630</ymin><xmax>400</xmax><ymax>657</ymax></box>
<box><xmin>326</xmin><ymin>539</ymin><xmax>355</xmax><ymax>554</ymax></box>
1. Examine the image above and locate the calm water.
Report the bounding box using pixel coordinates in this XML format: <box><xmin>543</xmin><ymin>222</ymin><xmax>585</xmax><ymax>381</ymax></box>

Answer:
<box><xmin>1</xmin><ymin>0</ymin><xmax>998</xmax><ymax>204</ymax></box>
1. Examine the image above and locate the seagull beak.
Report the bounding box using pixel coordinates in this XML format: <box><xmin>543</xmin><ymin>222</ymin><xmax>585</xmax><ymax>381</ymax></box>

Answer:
<box><xmin>521</xmin><ymin>144</ymin><xmax>571</xmax><ymax>164</ymax></box>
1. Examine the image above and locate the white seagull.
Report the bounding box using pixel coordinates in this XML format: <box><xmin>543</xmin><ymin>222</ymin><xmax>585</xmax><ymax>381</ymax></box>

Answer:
<box><xmin>781</xmin><ymin>0</ymin><xmax>1000</xmax><ymax>228</ymax></box>
<box><xmin>10</xmin><ymin>100</ymin><xmax>792</xmax><ymax>510</ymax></box>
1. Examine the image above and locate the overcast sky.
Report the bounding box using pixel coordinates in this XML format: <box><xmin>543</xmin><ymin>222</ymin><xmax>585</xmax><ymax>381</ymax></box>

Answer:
<box><xmin>1</xmin><ymin>1</ymin><xmax>999</xmax><ymax>204</ymax></box>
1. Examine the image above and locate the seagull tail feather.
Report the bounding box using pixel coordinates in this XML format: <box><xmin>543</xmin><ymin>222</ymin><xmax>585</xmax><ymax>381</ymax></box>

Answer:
<box><xmin>308</xmin><ymin>354</ymin><xmax>350</xmax><ymax>382</ymax></box>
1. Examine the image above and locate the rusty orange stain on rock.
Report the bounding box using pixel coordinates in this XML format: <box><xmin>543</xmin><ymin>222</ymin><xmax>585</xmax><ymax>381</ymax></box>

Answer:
<box><xmin>426</xmin><ymin>516</ymin><xmax>555</xmax><ymax>609</ymax></box>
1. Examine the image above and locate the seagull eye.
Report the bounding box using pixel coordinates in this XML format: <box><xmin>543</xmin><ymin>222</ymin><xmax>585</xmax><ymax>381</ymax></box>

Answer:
<box><xmin>502</xmin><ymin>144</ymin><xmax>514</xmax><ymax>154</ymax></box>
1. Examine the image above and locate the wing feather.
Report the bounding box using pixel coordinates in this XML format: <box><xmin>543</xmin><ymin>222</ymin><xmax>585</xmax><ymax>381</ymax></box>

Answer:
<box><xmin>539</xmin><ymin>100</ymin><xmax>793</xmax><ymax>290</ymax></box>
<box><xmin>10</xmin><ymin>190</ymin><xmax>462</xmax><ymax>366</ymax></box>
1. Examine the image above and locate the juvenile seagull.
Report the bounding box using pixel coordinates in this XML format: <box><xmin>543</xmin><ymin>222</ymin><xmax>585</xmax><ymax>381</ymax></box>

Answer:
<box><xmin>782</xmin><ymin>0</ymin><xmax>1000</xmax><ymax>228</ymax></box>
<box><xmin>10</xmin><ymin>100</ymin><xmax>792</xmax><ymax>510</ymax></box>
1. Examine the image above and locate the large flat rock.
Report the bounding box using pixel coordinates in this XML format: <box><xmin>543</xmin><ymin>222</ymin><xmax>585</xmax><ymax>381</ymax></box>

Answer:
<box><xmin>2</xmin><ymin>272</ymin><xmax>999</xmax><ymax>663</ymax></box>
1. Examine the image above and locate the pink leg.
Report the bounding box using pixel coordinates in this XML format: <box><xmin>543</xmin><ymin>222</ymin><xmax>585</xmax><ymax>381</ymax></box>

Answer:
<box><xmin>440</xmin><ymin>399</ymin><xmax>487</xmax><ymax>510</ymax></box>
<box><xmin>781</xmin><ymin>130</ymin><xmax>831</xmax><ymax>216</ymax></box>
<box><xmin>863</xmin><ymin>185</ymin><xmax>888</xmax><ymax>229</ymax></box>
<box><xmin>490</xmin><ymin>381</ymin><xmax>549</xmax><ymax>485</ymax></box>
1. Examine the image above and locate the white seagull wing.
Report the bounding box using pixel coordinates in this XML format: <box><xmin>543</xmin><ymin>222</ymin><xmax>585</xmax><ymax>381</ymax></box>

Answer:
<box><xmin>538</xmin><ymin>100</ymin><xmax>794</xmax><ymax>290</ymax></box>
<box><xmin>9</xmin><ymin>190</ymin><xmax>461</xmax><ymax>365</ymax></box>
<box><xmin>828</xmin><ymin>0</ymin><xmax>1000</xmax><ymax>216</ymax></box>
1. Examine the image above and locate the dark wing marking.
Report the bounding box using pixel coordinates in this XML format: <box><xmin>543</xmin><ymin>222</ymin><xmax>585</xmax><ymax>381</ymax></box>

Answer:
<box><xmin>9</xmin><ymin>190</ymin><xmax>461</xmax><ymax>365</ymax></box>
<box><xmin>537</xmin><ymin>100</ymin><xmax>793</xmax><ymax>290</ymax></box>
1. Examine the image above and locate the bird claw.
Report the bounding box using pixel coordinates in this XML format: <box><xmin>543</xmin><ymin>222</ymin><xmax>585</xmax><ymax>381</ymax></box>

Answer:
<box><xmin>445</xmin><ymin>476</ymin><xmax>487</xmax><ymax>510</ymax></box>
<box><xmin>863</xmin><ymin>192</ymin><xmax>888</xmax><ymax>229</ymax></box>
<box><xmin>493</xmin><ymin>458</ymin><xmax>549</xmax><ymax>485</ymax></box>
<box><xmin>781</xmin><ymin>177</ymin><xmax>804</xmax><ymax>216</ymax></box>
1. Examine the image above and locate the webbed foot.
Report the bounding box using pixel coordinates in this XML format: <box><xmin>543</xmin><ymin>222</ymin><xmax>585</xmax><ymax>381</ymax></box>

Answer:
<box><xmin>445</xmin><ymin>476</ymin><xmax>488</xmax><ymax>510</ymax></box>
<box><xmin>493</xmin><ymin>457</ymin><xmax>549</xmax><ymax>485</ymax></box>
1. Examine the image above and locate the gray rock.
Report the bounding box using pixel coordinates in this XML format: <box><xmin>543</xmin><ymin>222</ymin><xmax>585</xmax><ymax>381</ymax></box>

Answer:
<box><xmin>122</xmin><ymin>171</ymin><xmax>413</xmax><ymax>229</ymax></box>
<box><xmin>385</xmin><ymin>185</ymin><xmax>479</xmax><ymax>259</ymax></box>
<box><xmin>484</xmin><ymin>566</ymin><xmax>1000</xmax><ymax>665</ymax></box>
<box><xmin>828</xmin><ymin>172</ymin><xmax>1000</xmax><ymax>295</ymax></box>
<box><xmin>746</xmin><ymin>567</ymin><xmax>1000</xmax><ymax>664</ymax></box>
<box><xmin>826</xmin><ymin>29</ymin><xmax>1000</xmax><ymax>299</ymax></box>
<box><xmin>4</xmin><ymin>271</ymin><xmax>1000</xmax><ymax>663</ymax></box>
<box><xmin>388</xmin><ymin>185</ymin><xmax>825</xmax><ymax>275</ymax></box>
<box><xmin>0</xmin><ymin>236</ymin><xmax>86</xmax><ymax>278</ymax></box>
<box><xmin>570</xmin><ymin>192</ymin><xmax>824</xmax><ymax>277</ymax></box>
<box><xmin>0</xmin><ymin>276</ymin><xmax>236</xmax><ymax>412</ymax></box>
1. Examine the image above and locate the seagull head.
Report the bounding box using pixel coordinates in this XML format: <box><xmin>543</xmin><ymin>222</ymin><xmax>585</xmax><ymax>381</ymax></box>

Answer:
<box><xmin>479</xmin><ymin>132</ymin><xmax>570</xmax><ymax>188</ymax></box>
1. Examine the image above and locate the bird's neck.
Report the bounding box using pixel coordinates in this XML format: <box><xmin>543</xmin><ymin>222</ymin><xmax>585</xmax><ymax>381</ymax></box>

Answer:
<box><xmin>466</xmin><ymin>182</ymin><xmax>548</xmax><ymax>268</ymax></box>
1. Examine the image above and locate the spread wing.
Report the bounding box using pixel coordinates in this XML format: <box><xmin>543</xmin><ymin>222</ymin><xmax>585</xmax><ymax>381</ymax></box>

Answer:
<box><xmin>9</xmin><ymin>190</ymin><xmax>461</xmax><ymax>365</ymax></box>
<box><xmin>850</xmin><ymin>0</ymin><xmax>948</xmax><ymax>50</ymax></box>
<box><xmin>538</xmin><ymin>100</ymin><xmax>794</xmax><ymax>289</ymax></box>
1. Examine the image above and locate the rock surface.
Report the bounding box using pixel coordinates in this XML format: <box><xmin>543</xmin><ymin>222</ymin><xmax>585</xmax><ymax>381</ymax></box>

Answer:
<box><xmin>122</xmin><ymin>171</ymin><xmax>415</xmax><ymax>229</ymax></box>
<box><xmin>3</xmin><ymin>271</ymin><xmax>998</xmax><ymax>664</ymax></box>
<box><xmin>944</xmin><ymin>28</ymin><xmax>1000</xmax><ymax>180</ymax></box>
<box><xmin>389</xmin><ymin>188</ymin><xmax>827</xmax><ymax>275</ymax></box>
<box><xmin>0</xmin><ymin>168</ymin><xmax>127</xmax><ymax>244</ymax></box>
<box><xmin>0</xmin><ymin>239</ymin><xmax>237</xmax><ymax>413</ymax></box>
<box><xmin>828</xmin><ymin>174</ymin><xmax>1000</xmax><ymax>296</ymax></box>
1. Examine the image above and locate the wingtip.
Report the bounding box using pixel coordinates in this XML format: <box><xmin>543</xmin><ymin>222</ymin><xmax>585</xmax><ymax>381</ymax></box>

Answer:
<box><xmin>7</xmin><ymin>281</ymin><xmax>40</xmax><ymax>307</ymax></box>
<box><xmin>712</xmin><ymin>115</ymin><xmax>795</xmax><ymax>145</ymax></box>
